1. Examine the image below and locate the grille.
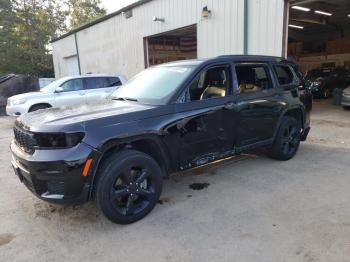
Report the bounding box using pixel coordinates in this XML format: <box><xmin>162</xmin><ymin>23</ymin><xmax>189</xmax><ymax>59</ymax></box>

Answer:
<box><xmin>13</xmin><ymin>126</ymin><xmax>36</xmax><ymax>154</ymax></box>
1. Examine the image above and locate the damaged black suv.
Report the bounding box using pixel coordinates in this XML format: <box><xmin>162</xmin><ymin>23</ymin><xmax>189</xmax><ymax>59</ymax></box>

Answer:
<box><xmin>10</xmin><ymin>56</ymin><xmax>312</xmax><ymax>224</ymax></box>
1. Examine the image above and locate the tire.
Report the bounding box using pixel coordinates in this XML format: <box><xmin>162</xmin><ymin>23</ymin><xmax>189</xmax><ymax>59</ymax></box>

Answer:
<box><xmin>268</xmin><ymin>116</ymin><xmax>301</xmax><ymax>161</ymax></box>
<box><xmin>29</xmin><ymin>104</ymin><xmax>51</xmax><ymax>112</ymax></box>
<box><xmin>95</xmin><ymin>150</ymin><xmax>163</xmax><ymax>224</ymax></box>
<box><xmin>323</xmin><ymin>88</ymin><xmax>331</xmax><ymax>99</ymax></box>
<box><xmin>344</xmin><ymin>106</ymin><xmax>350</xmax><ymax>111</ymax></box>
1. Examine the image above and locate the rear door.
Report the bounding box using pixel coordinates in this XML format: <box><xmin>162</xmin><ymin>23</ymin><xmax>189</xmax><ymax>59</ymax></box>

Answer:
<box><xmin>84</xmin><ymin>77</ymin><xmax>122</xmax><ymax>103</ymax></box>
<box><xmin>233</xmin><ymin>63</ymin><xmax>282</xmax><ymax>148</ymax></box>
<box><xmin>54</xmin><ymin>78</ymin><xmax>86</xmax><ymax>107</ymax></box>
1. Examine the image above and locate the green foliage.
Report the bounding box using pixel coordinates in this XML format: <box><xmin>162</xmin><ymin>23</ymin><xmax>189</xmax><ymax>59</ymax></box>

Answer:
<box><xmin>68</xmin><ymin>0</ymin><xmax>106</xmax><ymax>29</ymax></box>
<box><xmin>0</xmin><ymin>0</ymin><xmax>106</xmax><ymax>77</ymax></box>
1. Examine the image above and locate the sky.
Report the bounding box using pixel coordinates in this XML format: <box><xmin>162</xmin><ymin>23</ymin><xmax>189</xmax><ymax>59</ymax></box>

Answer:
<box><xmin>101</xmin><ymin>0</ymin><xmax>139</xmax><ymax>13</ymax></box>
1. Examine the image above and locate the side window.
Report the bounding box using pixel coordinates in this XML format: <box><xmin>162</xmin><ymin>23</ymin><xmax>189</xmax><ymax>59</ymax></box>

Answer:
<box><xmin>181</xmin><ymin>66</ymin><xmax>229</xmax><ymax>102</ymax></box>
<box><xmin>107</xmin><ymin>77</ymin><xmax>122</xmax><ymax>87</ymax></box>
<box><xmin>85</xmin><ymin>77</ymin><xmax>110</xmax><ymax>90</ymax></box>
<box><xmin>236</xmin><ymin>64</ymin><xmax>272</xmax><ymax>93</ymax></box>
<box><xmin>60</xmin><ymin>79</ymin><xmax>84</xmax><ymax>92</ymax></box>
<box><xmin>274</xmin><ymin>65</ymin><xmax>295</xmax><ymax>85</ymax></box>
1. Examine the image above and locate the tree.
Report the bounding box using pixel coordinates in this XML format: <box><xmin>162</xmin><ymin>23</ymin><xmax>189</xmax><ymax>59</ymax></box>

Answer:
<box><xmin>67</xmin><ymin>0</ymin><xmax>106</xmax><ymax>29</ymax></box>
<box><xmin>0</xmin><ymin>0</ymin><xmax>107</xmax><ymax>77</ymax></box>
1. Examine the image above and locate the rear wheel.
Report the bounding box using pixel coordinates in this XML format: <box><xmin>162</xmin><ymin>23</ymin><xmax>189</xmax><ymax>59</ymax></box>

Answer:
<box><xmin>95</xmin><ymin>150</ymin><xmax>163</xmax><ymax>224</ymax></box>
<box><xmin>268</xmin><ymin>116</ymin><xmax>301</xmax><ymax>161</ymax></box>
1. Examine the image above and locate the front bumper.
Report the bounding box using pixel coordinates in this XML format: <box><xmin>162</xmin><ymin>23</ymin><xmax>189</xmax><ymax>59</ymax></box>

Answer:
<box><xmin>341</xmin><ymin>94</ymin><xmax>350</xmax><ymax>107</ymax></box>
<box><xmin>10</xmin><ymin>141</ymin><xmax>100</xmax><ymax>204</ymax></box>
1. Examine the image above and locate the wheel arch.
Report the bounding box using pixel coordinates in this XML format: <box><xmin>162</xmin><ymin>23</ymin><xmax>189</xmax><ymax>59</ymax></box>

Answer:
<box><xmin>28</xmin><ymin>103</ymin><xmax>52</xmax><ymax>112</ymax></box>
<box><xmin>273</xmin><ymin>106</ymin><xmax>305</xmax><ymax>140</ymax></box>
<box><xmin>89</xmin><ymin>135</ymin><xmax>173</xmax><ymax>197</ymax></box>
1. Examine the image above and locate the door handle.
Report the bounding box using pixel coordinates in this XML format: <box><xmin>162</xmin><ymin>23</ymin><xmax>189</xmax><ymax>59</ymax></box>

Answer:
<box><xmin>224</xmin><ymin>101</ymin><xmax>236</xmax><ymax>110</ymax></box>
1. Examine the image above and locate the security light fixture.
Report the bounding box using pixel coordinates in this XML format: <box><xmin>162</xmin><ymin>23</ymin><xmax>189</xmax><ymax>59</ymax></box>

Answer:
<box><xmin>292</xmin><ymin>6</ymin><xmax>310</xmax><ymax>12</ymax></box>
<box><xmin>153</xmin><ymin>16</ymin><xmax>165</xmax><ymax>22</ymax></box>
<box><xmin>314</xmin><ymin>10</ymin><xmax>332</xmax><ymax>16</ymax></box>
<box><xmin>202</xmin><ymin>6</ymin><xmax>211</xmax><ymax>18</ymax></box>
<box><xmin>289</xmin><ymin>24</ymin><xmax>304</xmax><ymax>29</ymax></box>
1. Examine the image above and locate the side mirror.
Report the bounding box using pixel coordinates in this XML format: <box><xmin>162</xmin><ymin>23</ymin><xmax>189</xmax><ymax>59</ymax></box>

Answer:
<box><xmin>55</xmin><ymin>86</ymin><xmax>64</xmax><ymax>93</ymax></box>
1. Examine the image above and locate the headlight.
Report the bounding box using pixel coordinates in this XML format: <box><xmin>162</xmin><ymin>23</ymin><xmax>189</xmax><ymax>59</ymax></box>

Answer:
<box><xmin>34</xmin><ymin>132</ymin><xmax>85</xmax><ymax>149</ymax></box>
<box><xmin>11</xmin><ymin>98</ymin><xmax>27</xmax><ymax>105</ymax></box>
<box><xmin>344</xmin><ymin>87</ymin><xmax>350</xmax><ymax>96</ymax></box>
<box><xmin>311</xmin><ymin>81</ymin><xmax>322</xmax><ymax>87</ymax></box>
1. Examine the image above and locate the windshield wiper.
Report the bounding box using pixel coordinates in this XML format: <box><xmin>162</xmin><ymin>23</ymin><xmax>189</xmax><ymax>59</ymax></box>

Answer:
<box><xmin>113</xmin><ymin>97</ymin><xmax>138</xmax><ymax>102</ymax></box>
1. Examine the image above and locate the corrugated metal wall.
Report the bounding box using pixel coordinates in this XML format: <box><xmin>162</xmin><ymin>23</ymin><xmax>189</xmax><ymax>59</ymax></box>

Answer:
<box><xmin>52</xmin><ymin>0</ymin><xmax>286</xmax><ymax>78</ymax></box>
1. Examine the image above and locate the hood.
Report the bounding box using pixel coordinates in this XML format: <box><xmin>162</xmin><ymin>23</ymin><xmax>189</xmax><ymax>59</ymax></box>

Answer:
<box><xmin>16</xmin><ymin>99</ymin><xmax>158</xmax><ymax>133</ymax></box>
<box><xmin>8</xmin><ymin>91</ymin><xmax>49</xmax><ymax>101</ymax></box>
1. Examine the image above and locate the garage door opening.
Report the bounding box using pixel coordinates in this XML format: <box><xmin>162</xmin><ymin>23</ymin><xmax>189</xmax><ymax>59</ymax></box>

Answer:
<box><xmin>288</xmin><ymin>0</ymin><xmax>350</xmax><ymax>74</ymax></box>
<box><xmin>144</xmin><ymin>25</ymin><xmax>197</xmax><ymax>67</ymax></box>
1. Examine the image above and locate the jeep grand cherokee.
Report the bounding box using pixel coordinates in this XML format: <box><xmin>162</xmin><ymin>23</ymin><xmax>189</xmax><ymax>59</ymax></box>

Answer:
<box><xmin>10</xmin><ymin>55</ymin><xmax>312</xmax><ymax>224</ymax></box>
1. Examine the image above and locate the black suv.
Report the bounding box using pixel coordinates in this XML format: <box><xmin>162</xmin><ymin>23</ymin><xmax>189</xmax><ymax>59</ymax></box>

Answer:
<box><xmin>10</xmin><ymin>56</ymin><xmax>312</xmax><ymax>224</ymax></box>
<box><xmin>306</xmin><ymin>67</ymin><xmax>350</xmax><ymax>98</ymax></box>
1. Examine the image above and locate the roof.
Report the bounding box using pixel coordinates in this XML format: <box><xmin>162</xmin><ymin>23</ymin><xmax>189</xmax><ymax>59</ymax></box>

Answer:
<box><xmin>159</xmin><ymin>55</ymin><xmax>286</xmax><ymax>67</ymax></box>
<box><xmin>51</xmin><ymin>0</ymin><xmax>153</xmax><ymax>43</ymax></box>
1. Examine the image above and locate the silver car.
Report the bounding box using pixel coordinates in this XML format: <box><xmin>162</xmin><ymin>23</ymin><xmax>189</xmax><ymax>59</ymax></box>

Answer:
<box><xmin>341</xmin><ymin>86</ymin><xmax>350</xmax><ymax>109</ymax></box>
<box><xmin>6</xmin><ymin>74</ymin><xmax>127</xmax><ymax>116</ymax></box>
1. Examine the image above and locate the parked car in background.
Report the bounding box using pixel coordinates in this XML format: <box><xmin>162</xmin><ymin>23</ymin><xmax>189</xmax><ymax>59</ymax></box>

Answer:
<box><xmin>10</xmin><ymin>55</ymin><xmax>312</xmax><ymax>224</ymax></box>
<box><xmin>6</xmin><ymin>74</ymin><xmax>127</xmax><ymax>116</ymax></box>
<box><xmin>341</xmin><ymin>86</ymin><xmax>350</xmax><ymax>109</ymax></box>
<box><xmin>306</xmin><ymin>67</ymin><xmax>350</xmax><ymax>98</ymax></box>
<box><xmin>39</xmin><ymin>78</ymin><xmax>56</xmax><ymax>88</ymax></box>
<box><xmin>0</xmin><ymin>75</ymin><xmax>39</xmax><ymax>108</ymax></box>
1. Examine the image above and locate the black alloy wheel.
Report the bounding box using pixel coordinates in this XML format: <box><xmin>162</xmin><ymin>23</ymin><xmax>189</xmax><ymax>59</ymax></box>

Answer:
<box><xmin>96</xmin><ymin>150</ymin><xmax>162</xmax><ymax>224</ymax></box>
<box><xmin>268</xmin><ymin>116</ymin><xmax>301</xmax><ymax>161</ymax></box>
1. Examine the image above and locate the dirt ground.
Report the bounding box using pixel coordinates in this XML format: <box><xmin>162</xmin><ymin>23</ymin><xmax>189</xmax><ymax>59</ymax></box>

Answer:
<box><xmin>0</xmin><ymin>99</ymin><xmax>350</xmax><ymax>262</ymax></box>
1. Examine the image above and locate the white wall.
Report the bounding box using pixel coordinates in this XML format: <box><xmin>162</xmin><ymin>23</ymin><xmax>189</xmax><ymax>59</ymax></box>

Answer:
<box><xmin>52</xmin><ymin>0</ymin><xmax>286</xmax><ymax>79</ymax></box>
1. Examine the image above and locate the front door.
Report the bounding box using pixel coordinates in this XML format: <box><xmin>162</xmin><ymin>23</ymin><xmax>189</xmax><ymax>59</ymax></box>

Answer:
<box><xmin>54</xmin><ymin>78</ymin><xmax>86</xmax><ymax>107</ymax></box>
<box><xmin>175</xmin><ymin>64</ymin><xmax>237</xmax><ymax>168</ymax></box>
<box><xmin>233</xmin><ymin>63</ymin><xmax>282</xmax><ymax>147</ymax></box>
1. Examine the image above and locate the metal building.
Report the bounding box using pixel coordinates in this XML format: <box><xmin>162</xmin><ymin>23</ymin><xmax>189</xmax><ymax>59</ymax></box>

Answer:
<box><xmin>51</xmin><ymin>0</ymin><xmax>289</xmax><ymax>78</ymax></box>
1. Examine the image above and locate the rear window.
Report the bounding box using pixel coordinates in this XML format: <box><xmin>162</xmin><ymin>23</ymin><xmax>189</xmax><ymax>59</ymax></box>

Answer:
<box><xmin>274</xmin><ymin>65</ymin><xmax>295</xmax><ymax>85</ymax></box>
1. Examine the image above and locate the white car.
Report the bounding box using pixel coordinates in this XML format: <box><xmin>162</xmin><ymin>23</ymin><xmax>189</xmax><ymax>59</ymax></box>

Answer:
<box><xmin>6</xmin><ymin>74</ymin><xmax>127</xmax><ymax>116</ymax></box>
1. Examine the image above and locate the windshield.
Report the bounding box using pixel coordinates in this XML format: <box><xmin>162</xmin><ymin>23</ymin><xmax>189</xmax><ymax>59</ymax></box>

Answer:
<box><xmin>111</xmin><ymin>66</ymin><xmax>194</xmax><ymax>105</ymax></box>
<box><xmin>40</xmin><ymin>78</ymin><xmax>70</xmax><ymax>92</ymax></box>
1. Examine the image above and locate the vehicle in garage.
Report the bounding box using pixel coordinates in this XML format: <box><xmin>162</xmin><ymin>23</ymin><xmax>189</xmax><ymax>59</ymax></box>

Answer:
<box><xmin>6</xmin><ymin>74</ymin><xmax>127</xmax><ymax>116</ymax></box>
<box><xmin>10</xmin><ymin>55</ymin><xmax>312</xmax><ymax>224</ymax></box>
<box><xmin>341</xmin><ymin>87</ymin><xmax>350</xmax><ymax>109</ymax></box>
<box><xmin>305</xmin><ymin>67</ymin><xmax>350</xmax><ymax>98</ymax></box>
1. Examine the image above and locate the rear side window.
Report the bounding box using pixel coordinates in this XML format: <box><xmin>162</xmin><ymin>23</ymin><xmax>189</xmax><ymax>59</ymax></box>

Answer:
<box><xmin>107</xmin><ymin>77</ymin><xmax>121</xmax><ymax>87</ymax></box>
<box><xmin>274</xmin><ymin>65</ymin><xmax>295</xmax><ymax>85</ymax></box>
<box><xmin>85</xmin><ymin>77</ymin><xmax>117</xmax><ymax>90</ymax></box>
<box><xmin>235</xmin><ymin>64</ymin><xmax>273</xmax><ymax>93</ymax></box>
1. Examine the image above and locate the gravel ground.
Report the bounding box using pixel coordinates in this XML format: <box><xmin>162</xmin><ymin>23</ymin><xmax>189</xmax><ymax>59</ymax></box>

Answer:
<box><xmin>0</xmin><ymin>99</ymin><xmax>350</xmax><ymax>262</ymax></box>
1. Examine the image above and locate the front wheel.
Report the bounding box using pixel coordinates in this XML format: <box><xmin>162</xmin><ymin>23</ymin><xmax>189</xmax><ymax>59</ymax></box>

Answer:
<box><xmin>95</xmin><ymin>150</ymin><xmax>163</xmax><ymax>224</ymax></box>
<box><xmin>268</xmin><ymin>116</ymin><xmax>301</xmax><ymax>161</ymax></box>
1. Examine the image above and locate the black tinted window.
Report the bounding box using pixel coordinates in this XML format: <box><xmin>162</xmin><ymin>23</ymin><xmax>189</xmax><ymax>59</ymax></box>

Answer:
<box><xmin>274</xmin><ymin>65</ymin><xmax>294</xmax><ymax>85</ymax></box>
<box><xmin>236</xmin><ymin>64</ymin><xmax>272</xmax><ymax>93</ymax></box>
<box><xmin>184</xmin><ymin>66</ymin><xmax>229</xmax><ymax>101</ymax></box>
<box><xmin>60</xmin><ymin>79</ymin><xmax>84</xmax><ymax>92</ymax></box>
<box><xmin>107</xmin><ymin>77</ymin><xmax>121</xmax><ymax>87</ymax></box>
<box><xmin>85</xmin><ymin>77</ymin><xmax>112</xmax><ymax>90</ymax></box>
